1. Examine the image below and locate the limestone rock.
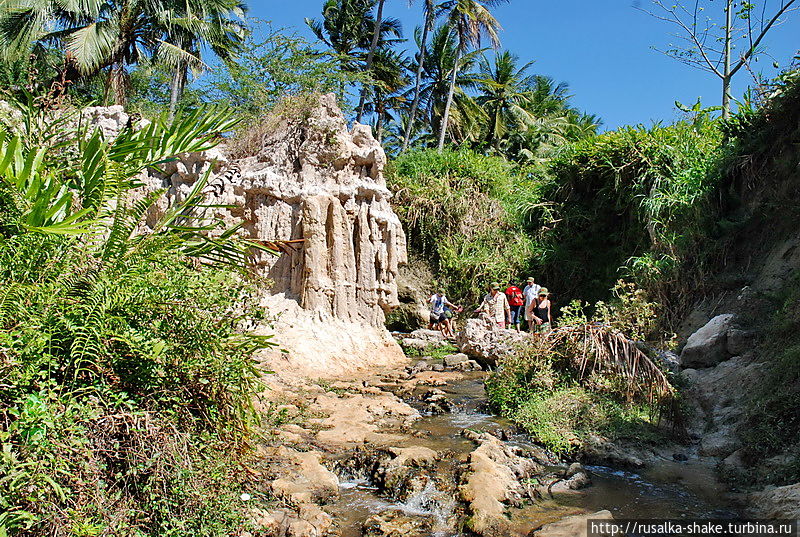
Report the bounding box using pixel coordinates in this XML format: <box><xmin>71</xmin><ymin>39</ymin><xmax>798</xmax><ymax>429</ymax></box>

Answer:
<box><xmin>105</xmin><ymin>94</ymin><xmax>409</xmax><ymax>377</ymax></box>
<box><xmin>680</xmin><ymin>314</ymin><xmax>735</xmax><ymax>368</ymax></box>
<box><xmin>268</xmin><ymin>446</ymin><xmax>339</xmax><ymax>505</ymax></box>
<box><xmin>532</xmin><ymin>510</ymin><xmax>616</xmax><ymax>537</ymax></box>
<box><xmin>748</xmin><ymin>483</ymin><xmax>800</xmax><ymax>520</ymax></box>
<box><xmin>456</xmin><ymin>319</ymin><xmax>528</xmax><ymax>367</ymax></box>
<box><xmin>726</xmin><ymin>328</ymin><xmax>756</xmax><ymax>356</ymax></box>
<box><xmin>362</xmin><ymin>509</ymin><xmax>433</xmax><ymax>537</ymax></box>
<box><xmin>443</xmin><ymin>353</ymin><xmax>469</xmax><ymax>367</ymax></box>
<box><xmin>459</xmin><ymin>431</ymin><xmax>544</xmax><ymax>536</ymax></box>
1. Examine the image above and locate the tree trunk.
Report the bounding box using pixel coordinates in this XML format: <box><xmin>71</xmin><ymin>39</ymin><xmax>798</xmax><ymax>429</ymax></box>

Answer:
<box><xmin>437</xmin><ymin>46</ymin><xmax>461</xmax><ymax>152</ymax></box>
<box><xmin>401</xmin><ymin>6</ymin><xmax>433</xmax><ymax>153</ymax></box>
<box><xmin>722</xmin><ymin>0</ymin><xmax>733</xmax><ymax>119</ymax></box>
<box><xmin>356</xmin><ymin>0</ymin><xmax>386</xmax><ymax>123</ymax></box>
<box><xmin>169</xmin><ymin>64</ymin><xmax>187</xmax><ymax>121</ymax></box>
<box><xmin>376</xmin><ymin>105</ymin><xmax>385</xmax><ymax>142</ymax></box>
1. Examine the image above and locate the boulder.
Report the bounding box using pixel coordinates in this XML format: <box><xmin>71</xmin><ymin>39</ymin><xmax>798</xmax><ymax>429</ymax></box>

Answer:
<box><xmin>456</xmin><ymin>319</ymin><xmax>529</xmax><ymax>367</ymax></box>
<box><xmin>443</xmin><ymin>353</ymin><xmax>469</xmax><ymax>367</ymax></box>
<box><xmin>459</xmin><ymin>431</ymin><xmax>544</xmax><ymax>536</ymax></box>
<box><xmin>726</xmin><ymin>328</ymin><xmax>757</xmax><ymax>356</ymax></box>
<box><xmin>680</xmin><ymin>314</ymin><xmax>735</xmax><ymax>368</ymax></box>
<box><xmin>532</xmin><ymin>510</ymin><xmax>617</xmax><ymax>537</ymax></box>
<box><xmin>362</xmin><ymin>509</ymin><xmax>433</xmax><ymax>537</ymax></box>
<box><xmin>748</xmin><ymin>483</ymin><xmax>800</xmax><ymax>520</ymax></box>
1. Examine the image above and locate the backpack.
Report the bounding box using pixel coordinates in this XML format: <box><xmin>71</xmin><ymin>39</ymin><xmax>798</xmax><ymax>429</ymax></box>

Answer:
<box><xmin>505</xmin><ymin>286</ymin><xmax>524</xmax><ymax>306</ymax></box>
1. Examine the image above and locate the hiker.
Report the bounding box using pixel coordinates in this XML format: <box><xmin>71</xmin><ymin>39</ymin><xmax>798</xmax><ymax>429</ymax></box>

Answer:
<box><xmin>477</xmin><ymin>282</ymin><xmax>511</xmax><ymax>330</ymax></box>
<box><xmin>429</xmin><ymin>289</ymin><xmax>457</xmax><ymax>334</ymax></box>
<box><xmin>527</xmin><ymin>287</ymin><xmax>552</xmax><ymax>333</ymax></box>
<box><xmin>522</xmin><ymin>277</ymin><xmax>542</xmax><ymax>332</ymax></box>
<box><xmin>441</xmin><ymin>304</ymin><xmax>463</xmax><ymax>338</ymax></box>
<box><xmin>504</xmin><ymin>283</ymin><xmax>525</xmax><ymax>331</ymax></box>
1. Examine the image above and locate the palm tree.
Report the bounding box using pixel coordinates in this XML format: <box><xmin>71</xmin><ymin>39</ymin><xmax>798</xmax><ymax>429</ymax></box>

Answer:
<box><xmin>415</xmin><ymin>24</ymin><xmax>483</xmax><ymax>145</ymax></box>
<box><xmin>474</xmin><ymin>50</ymin><xmax>538</xmax><ymax>150</ymax></box>
<box><xmin>166</xmin><ymin>0</ymin><xmax>249</xmax><ymax>119</ymax></box>
<box><xmin>306</xmin><ymin>0</ymin><xmax>402</xmax><ymax>101</ymax></box>
<box><xmin>365</xmin><ymin>46</ymin><xmax>410</xmax><ymax>141</ymax></box>
<box><xmin>435</xmin><ymin>0</ymin><xmax>507</xmax><ymax>151</ymax></box>
<box><xmin>401</xmin><ymin>0</ymin><xmax>436</xmax><ymax>152</ymax></box>
<box><xmin>0</xmin><ymin>0</ymin><xmax>244</xmax><ymax>105</ymax></box>
<box><xmin>356</xmin><ymin>0</ymin><xmax>387</xmax><ymax>122</ymax></box>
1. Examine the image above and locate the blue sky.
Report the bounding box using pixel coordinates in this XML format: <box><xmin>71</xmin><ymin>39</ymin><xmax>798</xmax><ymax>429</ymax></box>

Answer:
<box><xmin>248</xmin><ymin>1</ymin><xmax>800</xmax><ymax>131</ymax></box>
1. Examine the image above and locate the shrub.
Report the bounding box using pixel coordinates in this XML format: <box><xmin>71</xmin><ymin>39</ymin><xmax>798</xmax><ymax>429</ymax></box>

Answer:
<box><xmin>388</xmin><ymin>148</ymin><xmax>540</xmax><ymax>304</ymax></box>
<box><xmin>0</xmin><ymin>103</ymin><xmax>274</xmax><ymax>535</ymax></box>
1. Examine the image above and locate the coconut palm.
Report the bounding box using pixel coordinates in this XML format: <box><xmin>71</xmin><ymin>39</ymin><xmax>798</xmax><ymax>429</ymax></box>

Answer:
<box><xmin>364</xmin><ymin>46</ymin><xmax>410</xmax><ymax>141</ymax></box>
<box><xmin>355</xmin><ymin>0</ymin><xmax>387</xmax><ymax>122</ymax></box>
<box><xmin>166</xmin><ymin>0</ymin><xmax>249</xmax><ymax>119</ymax></box>
<box><xmin>401</xmin><ymin>0</ymin><xmax>436</xmax><ymax>153</ymax></box>
<box><xmin>306</xmin><ymin>0</ymin><xmax>402</xmax><ymax>100</ymax></box>
<box><xmin>474</xmin><ymin>50</ymin><xmax>538</xmax><ymax>150</ymax></box>
<box><xmin>413</xmin><ymin>24</ymin><xmax>484</xmax><ymax>145</ymax></box>
<box><xmin>0</xmin><ymin>0</ymin><xmax>246</xmax><ymax>105</ymax></box>
<box><xmin>435</xmin><ymin>0</ymin><xmax>507</xmax><ymax>151</ymax></box>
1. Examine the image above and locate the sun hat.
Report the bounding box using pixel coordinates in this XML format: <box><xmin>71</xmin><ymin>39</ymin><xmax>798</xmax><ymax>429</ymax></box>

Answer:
<box><xmin>490</xmin><ymin>282</ymin><xmax>500</xmax><ymax>290</ymax></box>
<box><xmin>526</xmin><ymin>277</ymin><xmax>535</xmax><ymax>283</ymax></box>
<box><xmin>538</xmin><ymin>287</ymin><xmax>549</xmax><ymax>296</ymax></box>
<box><xmin>437</xmin><ymin>288</ymin><xmax>445</xmax><ymax>295</ymax></box>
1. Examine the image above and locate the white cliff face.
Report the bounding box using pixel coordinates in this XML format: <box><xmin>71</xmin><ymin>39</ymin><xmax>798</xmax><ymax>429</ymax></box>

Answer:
<box><xmin>86</xmin><ymin>94</ymin><xmax>409</xmax><ymax>376</ymax></box>
<box><xmin>153</xmin><ymin>94</ymin><xmax>407</xmax><ymax>329</ymax></box>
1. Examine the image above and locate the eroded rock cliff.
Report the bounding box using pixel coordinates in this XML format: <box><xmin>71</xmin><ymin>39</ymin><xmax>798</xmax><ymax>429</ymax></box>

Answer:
<box><xmin>88</xmin><ymin>94</ymin><xmax>409</xmax><ymax>377</ymax></box>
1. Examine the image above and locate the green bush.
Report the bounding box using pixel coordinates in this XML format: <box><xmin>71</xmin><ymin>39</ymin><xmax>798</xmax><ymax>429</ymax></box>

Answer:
<box><xmin>0</xmin><ymin>103</ymin><xmax>274</xmax><ymax>535</ymax></box>
<box><xmin>388</xmin><ymin>148</ymin><xmax>541</xmax><ymax>304</ymax></box>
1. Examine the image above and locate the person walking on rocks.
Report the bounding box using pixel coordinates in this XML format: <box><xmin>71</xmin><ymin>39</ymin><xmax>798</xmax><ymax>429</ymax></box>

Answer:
<box><xmin>527</xmin><ymin>287</ymin><xmax>553</xmax><ymax>333</ymax></box>
<box><xmin>429</xmin><ymin>289</ymin><xmax>457</xmax><ymax>335</ymax></box>
<box><xmin>477</xmin><ymin>282</ymin><xmax>511</xmax><ymax>330</ymax></box>
<box><xmin>504</xmin><ymin>283</ymin><xmax>525</xmax><ymax>331</ymax></box>
<box><xmin>523</xmin><ymin>277</ymin><xmax>541</xmax><ymax>332</ymax></box>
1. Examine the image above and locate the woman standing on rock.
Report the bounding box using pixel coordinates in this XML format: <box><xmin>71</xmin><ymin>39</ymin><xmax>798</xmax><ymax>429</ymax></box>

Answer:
<box><xmin>527</xmin><ymin>288</ymin><xmax>553</xmax><ymax>333</ymax></box>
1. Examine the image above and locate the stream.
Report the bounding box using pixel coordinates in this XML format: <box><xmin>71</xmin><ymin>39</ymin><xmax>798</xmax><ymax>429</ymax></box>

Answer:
<box><xmin>324</xmin><ymin>362</ymin><xmax>739</xmax><ymax>536</ymax></box>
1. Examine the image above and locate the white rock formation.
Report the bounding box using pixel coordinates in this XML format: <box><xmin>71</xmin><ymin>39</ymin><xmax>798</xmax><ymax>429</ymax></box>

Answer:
<box><xmin>85</xmin><ymin>94</ymin><xmax>409</xmax><ymax>377</ymax></box>
<box><xmin>456</xmin><ymin>319</ymin><xmax>529</xmax><ymax>367</ymax></box>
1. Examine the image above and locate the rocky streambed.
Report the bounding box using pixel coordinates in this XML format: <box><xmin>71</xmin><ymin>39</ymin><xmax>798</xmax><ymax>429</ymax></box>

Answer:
<box><xmin>252</xmin><ymin>340</ymin><xmax>740</xmax><ymax>537</ymax></box>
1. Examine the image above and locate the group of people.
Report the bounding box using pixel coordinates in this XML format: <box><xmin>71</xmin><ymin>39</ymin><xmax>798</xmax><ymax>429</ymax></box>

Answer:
<box><xmin>428</xmin><ymin>277</ymin><xmax>553</xmax><ymax>337</ymax></box>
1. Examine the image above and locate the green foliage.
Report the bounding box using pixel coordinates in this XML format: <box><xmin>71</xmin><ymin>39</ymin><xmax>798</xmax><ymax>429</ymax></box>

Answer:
<box><xmin>389</xmin><ymin>147</ymin><xmax>540</xmax><ymax>303</ymax></box>
<box><xmin>738</xmin><ymin>272</ymin><xmax>800</xmax><ymax>486</ymax></box>
<box><xmin>528</xmin><ymin>118</ymin><xmax>723</xmax><ymax>320</ymax></box>
<box><xmin>0</xmin><ymin>102</ymin><xmax>273</xmax><ymax>535</ymax></box>
<box><xmin>486</xmin><ymin>286</ymin><xmax>671</xmax><ymax>456</ymax></box>
<box><xmin>200</xmin><ymin>22</ymin><xmax>367</xmax><ymax>118</ymax></box>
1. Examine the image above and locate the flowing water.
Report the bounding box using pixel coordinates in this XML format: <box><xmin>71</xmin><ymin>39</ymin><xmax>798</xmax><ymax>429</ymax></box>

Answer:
<box><xmin>326</xmin><ymin>368</ymin><xmax>739</xmax><ymax>536</ymax></box>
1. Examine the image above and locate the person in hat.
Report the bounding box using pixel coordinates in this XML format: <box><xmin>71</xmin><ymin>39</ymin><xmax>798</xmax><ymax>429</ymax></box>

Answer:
<box><xmin>429</xmin><ymin>289</ymin><xmax>458</xmax><ymax>334</ymax></box>
<box><xmin>526</xmin><ymin>287</ymin><xmax>552</xmax><ymax>333</ymax></box>
<box><xmin>522</xmin><ymin>277</ymin><xmax>542</xmax><ymax>332</ymax></box>
<box><xmin>477</xmin><ymin>282</ymin><xmax>511</xmax><ymax>330</ymax></box>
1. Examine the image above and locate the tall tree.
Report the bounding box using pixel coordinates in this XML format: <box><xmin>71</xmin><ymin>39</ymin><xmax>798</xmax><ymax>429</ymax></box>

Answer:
<box><xmin>0</xmin><ymin>0</ymin><xmax>244</xmax><ymax>105</ymax></box>
<box><xmin>474</xmin><ymin>50</ymin><xmax>538</xmax><ymax>149</ymax></box>
<box><xmin>167</xmin><ymin>0</ymin><xmax>249</xmax><ymax>119</ymax></box>
<box><xmin>306</xmin><ymin>0</ymin><xmax>402</xmax><ymax>100</ymax></box>
<box><xmin>436</xmin><ymin>0</ymin><xmax>507</xmax><ymax>151</ymax></box>
<box><xmin>356</xmin><ymin>0</ymin><xmax>387</xmax><ymax>122</ymax></box>
<box><xmin>644</xmin><ymin>0</ymin><xmax>798</xmax><ymax>118</ymax></box>
<box><xmin>415</xmin><ymin>24</ymin><xmax>484</xmax><ymax>145</ymax></box>
<box><xmin>401</xmin><ymin>0</ymin><xmax>436</xmax><ymax>152</ymax></box>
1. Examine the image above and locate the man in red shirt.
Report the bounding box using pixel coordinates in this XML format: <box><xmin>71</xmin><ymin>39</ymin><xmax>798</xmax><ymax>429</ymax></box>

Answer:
<box><xmin>504</xmin><ymin>284</ymin><xmax>525</xmax><ymax>331</ymax></box>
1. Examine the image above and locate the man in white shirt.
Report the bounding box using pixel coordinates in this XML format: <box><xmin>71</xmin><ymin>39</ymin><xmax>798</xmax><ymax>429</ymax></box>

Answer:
<box><xmin>523</xmin><ymin>277</ymin><xmax>542</xmax><ymax>332</ymax></box>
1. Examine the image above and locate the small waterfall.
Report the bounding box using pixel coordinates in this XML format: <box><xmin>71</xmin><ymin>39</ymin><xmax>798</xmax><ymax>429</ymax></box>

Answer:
<box><xmin>399</xmin><ymin>480</ymin><xmax>457</xmax><ymax>535</ymax></box>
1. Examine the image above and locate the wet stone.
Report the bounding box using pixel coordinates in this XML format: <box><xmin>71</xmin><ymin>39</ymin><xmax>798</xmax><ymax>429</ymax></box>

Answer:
<box><xmin>362</xmin><ymin>509</ymin><xmax>434</xmax><ymax>537</ymax></box>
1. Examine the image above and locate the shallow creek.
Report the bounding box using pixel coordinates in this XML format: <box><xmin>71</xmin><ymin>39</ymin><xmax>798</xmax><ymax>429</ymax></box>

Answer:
<box><xmin>325</xmin><ymin>367</ymin><xmax>738</xmax><ymax>536</ymax></box>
